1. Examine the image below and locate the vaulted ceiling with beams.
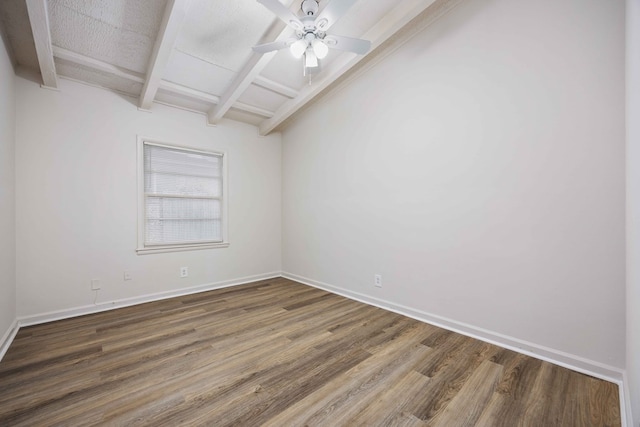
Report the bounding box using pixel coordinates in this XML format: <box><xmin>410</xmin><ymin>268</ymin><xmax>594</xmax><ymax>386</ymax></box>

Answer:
<box><xmin>0</xmin><ymin>0</ymin><xmax>460</xmax><ymax>135</ymax></box>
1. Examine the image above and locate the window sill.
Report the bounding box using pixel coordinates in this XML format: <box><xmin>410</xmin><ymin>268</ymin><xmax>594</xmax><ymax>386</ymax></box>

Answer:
<box><xmin>136</xmin><ymin>242</ymin><xmax>230</xmax><ymax>255</ymax></box>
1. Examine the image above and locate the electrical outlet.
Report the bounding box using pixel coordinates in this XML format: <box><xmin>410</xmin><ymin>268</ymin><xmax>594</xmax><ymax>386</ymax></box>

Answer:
<box><xmin>91</xmin><ymin>279</ymin><xmax>101</xmax><ymax>290</ymax></box>
<box><xmin>180</xmin><ymin>267</ymin><xmax>188</xmax><ymax>278</ymax></box>
<box><xmin>124</xmin><ymin>271</ymin><xmax>132</xmax><ymax>281</ymax></box>
<box><xmin>374</xmin><ymin>274</ymin><xmax>382</xmax><ymax>288</ymax></box>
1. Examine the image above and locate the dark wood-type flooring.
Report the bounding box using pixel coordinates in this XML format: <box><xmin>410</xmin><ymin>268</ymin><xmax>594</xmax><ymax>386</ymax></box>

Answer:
<box><xmin>0</xmin><ymin>278</ymin><xmax>621</xmax><ymax>426</ymax></box>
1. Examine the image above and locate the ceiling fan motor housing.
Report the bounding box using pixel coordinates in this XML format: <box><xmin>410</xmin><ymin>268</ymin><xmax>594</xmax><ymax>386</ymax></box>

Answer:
<box><xmin>301</xmin><ymin>0</ymin><xmax>319</xmax><ymax>16</ymax></box>
<box><xmin>298</xmin><ymin>0</ymin><xmax>327</xmax><ymax>37</ymax></box>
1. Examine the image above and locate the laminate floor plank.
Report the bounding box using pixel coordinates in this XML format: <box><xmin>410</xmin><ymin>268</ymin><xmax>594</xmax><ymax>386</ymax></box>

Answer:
<box><xmin>474</xmin><ymin>353</ymin><xmax>543</xmax><ymax>427</ymax></box>
<box><xmin>0</xmin><ymin>278</ymin><xmax>621</xmax><ymax>426</ymax></box>
<box><xmin>261</xmin><ymin>324</ymin><xmax>433</xmax><ymax>426</ymax></box>
<box><xmin>101</xmin><ymin>316</ymin><xmax>344</xmax><ymax>421</ymax></box>
<box><xmin>347</xmin><ymin>370</ymin><xmax>431</xmax><ymax>426</ymax></box>
<box><xmin>427</xmin><ymin>359</ymin><xmax>503</xmax><ymax>427</ymax></box>
<box><xmin>410</xmin><ymin>339</ymin><xmax>502</xmax><ymax>423</ymax></box>
<box><xmin>587</xmin><ymin>376</ymin><xmax>622</xmax><ymax>426</ymax></box>
<box><xmin>115</xmin><ymin>330</ymin><xmax>343</xmax><ymax>426</ymax></box>
<box><xmin>303</xmin><ymin>344</ymin><xmax>431</xmax><ymax>426</ymax></box>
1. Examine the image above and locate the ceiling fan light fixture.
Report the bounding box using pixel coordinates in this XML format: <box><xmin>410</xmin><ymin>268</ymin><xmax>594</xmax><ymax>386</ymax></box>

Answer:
<box><xmin>254</xmin><ymin>0</ymin><xmax>372</xmax><ymax>77</ymax></box>
<box><xmin>290</xmin><ymin>39</ymin><xmax>308</xmax><ymax>58</ymax></box>
<box><xmin>311</xmin><ymin>39</ymin><xmax>328</xmax><ymax>59</ymax></box>
<box><xmin>304</xmin><ymin>49</ymin><xmax>318</xmax><ymax>68</ymax></box>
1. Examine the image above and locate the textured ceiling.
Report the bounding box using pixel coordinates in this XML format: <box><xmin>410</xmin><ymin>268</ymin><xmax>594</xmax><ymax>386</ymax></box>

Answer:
<box><xmin>175</xmin><ymin>0</ymin><xmax>277</xmax><ymax>72</ymax></box>
<box><xmin>0</xmin><ymin>0</ymin><xmax>460</xmax><ymax>134</ymax></box>
<box><xmin>163</xmin><ymin>49</ymin><xmax>237</xmax><ymax>96</ymax></box>
<box><xmin>48</xmin><ymin>0</ymin><xmax>167</xmax><ymax>73</ymax></box>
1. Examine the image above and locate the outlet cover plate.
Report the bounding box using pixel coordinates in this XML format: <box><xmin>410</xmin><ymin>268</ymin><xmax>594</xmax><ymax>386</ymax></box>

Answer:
<box><xmin>374</xmin><ymin>274</ymin><xmax>382</xmax><ymax>288</ymax></box>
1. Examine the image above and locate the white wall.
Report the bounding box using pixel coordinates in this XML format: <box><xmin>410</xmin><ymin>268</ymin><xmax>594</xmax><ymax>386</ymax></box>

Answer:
<box><xmin>0</xmin><ymin>32</ymin><xmax>16</xmax><ymax>340</ymax></box>
<box><xmin>282</xmin><ymin>0</ymin><xmax>625</xmax><ymax>369</ymax></box>
<box><xmin>15</xmin><ymin>77</ymin><xmax>282</xmax><ymax>317</ymax></box>
<box><xmin>627</xmin><ymin>0</ymin><xmax>640</xmax><ymax>423</ymax></box>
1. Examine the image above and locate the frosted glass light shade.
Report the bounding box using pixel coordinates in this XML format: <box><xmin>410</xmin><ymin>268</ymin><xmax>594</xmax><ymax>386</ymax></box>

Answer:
<box><xmin>290</xmin><ymin>39</ymin><xmax>308</xmax><ymax>58</ymax></box>
<box><xmin>312</xmin><ymin>39</ymin><xmax>328</xmax><ymax>59</ymax></box>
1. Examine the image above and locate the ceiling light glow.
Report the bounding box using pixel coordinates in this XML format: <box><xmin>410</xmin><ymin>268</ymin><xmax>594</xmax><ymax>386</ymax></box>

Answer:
<box><xmin>290</xmin><ymin>39</ymin><xmax>308</xmax><ymax>58</ymax></box>
<box><xmin>312</xmin><ymin>39</ymin><xmax>328</xmax><ymax>59</ymax></box>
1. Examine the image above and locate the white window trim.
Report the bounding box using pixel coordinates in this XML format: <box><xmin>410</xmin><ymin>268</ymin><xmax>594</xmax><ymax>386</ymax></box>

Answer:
<box><xmin>136</xmin><ymin>136</ymin><xmax>229</xmax><ymax>255</ymax></box>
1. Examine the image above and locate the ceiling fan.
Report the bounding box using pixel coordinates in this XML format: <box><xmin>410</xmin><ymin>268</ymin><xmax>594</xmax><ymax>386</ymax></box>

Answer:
<box><xmin>253</xmin><ymin>0</ymin><xmax>371</xmax><ymax>76</ymax></box>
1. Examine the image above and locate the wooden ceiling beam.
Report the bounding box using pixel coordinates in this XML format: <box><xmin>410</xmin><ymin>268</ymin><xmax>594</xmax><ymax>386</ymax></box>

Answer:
<box><xmin>233</xmin><ymin>102</ymin><xmax>274</xmax><ymax>118</ymax></box>
<box><xmin>159</xmin><ymin>80</ymin><xmax>273</xmax><ymax>117</ymax></box>
<box><xmin>49</xmin><ymin>48</ymin><xmax>275</xmax><ymax>118</ymax></box>
<box><xmin>52</xmin><ymin>46</ymin><xmax>145</xmax><ymax>83</ymax></box>
<box><xmin>253</xmin><ymin>76</ymin><xmax>298</xmax><ymax>99</ymax></box>
<box><xmin>206</xmin><ymin>1</ymin><xmax>297</xmax><ymax>125</ymax></box>
<box><xmin>25</xmin><ymin>0</ymin><xmax>57</xmax><ymax>89</ymax></box>
<box><xmin>139</xmin><ymin>0</ymin><xmax>191</xmax><ymax>111</ymax></box>
<box><xmin>159</xmin><ymin>80</ymin><xmax>220</xmax><ymax>103</ymax></box>
<box><xmin>206</xmin><ymin>35</ymin><xmax>283</xmax><ymax>124</ymax></box>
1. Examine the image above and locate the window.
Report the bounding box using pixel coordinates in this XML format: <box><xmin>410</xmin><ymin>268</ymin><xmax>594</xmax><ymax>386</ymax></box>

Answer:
<box><xmin>137</xmin><ymin>138</ymin><xmax>228</xmax><ymax>254</ymax></box>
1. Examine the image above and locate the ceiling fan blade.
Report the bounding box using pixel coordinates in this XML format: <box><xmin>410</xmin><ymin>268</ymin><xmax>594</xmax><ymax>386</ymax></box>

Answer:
<box><xmin>252</xmin><ymin>40</ymin><xmax>291</xmax><ymax>54</ymax></box>
<box><xmin>257</xmin><ymin>0</ymin><xmax>303</xmax><ymax>30</ymax></box>
<box><xmin>324</xmin><ymin>34</ymin><xmax>371</xmax><ymax>55</ymax></box>
<box><xmin>314</xmin><ymin>0</ymin><xmax>358</xmax><ymax>31</ymax></box>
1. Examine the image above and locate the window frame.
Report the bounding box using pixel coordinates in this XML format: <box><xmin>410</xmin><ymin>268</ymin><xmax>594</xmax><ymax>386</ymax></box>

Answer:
<box><xmin>136</xmin><ymin>136</ymin><xmax>229</xmax><ymax>254</ymax></box>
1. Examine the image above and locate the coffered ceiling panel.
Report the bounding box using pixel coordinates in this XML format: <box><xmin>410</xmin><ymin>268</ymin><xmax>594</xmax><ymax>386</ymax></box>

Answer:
<box><xmin>225</xmin><ymin>107</ymin><xmax>268</xmax><ymax>126</ymax></box>
<box><xmin>238</xmin><ymin>82</ymin><xmax>290</xmax><ymax>112</ymax></box>
<box><xmin>54</xmin><ymin>57</ymin><xmax>143</xmax><ymax>96</ymax></box>
<box><xmin>155</xmin><ymin>87</ymin><xmax>213</xmax><ymax>112</ymax></box>
<box><xmin>175</xmin><ymin>0</ymin><xmax>277</xmax><ymax>72</ymax></box>
<box><xmin>259</xmin><ymin>49</ymin><xmax>309</xmax><ymax>91</ymax></box>
<box><xmin>48</xmin><ymin>0</ymin><xmax>167</xmax><ymax>73</ymax></box>
<box><xmin>50</xmin><ymin>0</ymin><xmax>167</xmax><ymax>36</ymax></box>
<box><xmin>163</xmin><ymin>49</ymin><xmax>236</xmax><ymax>97</ymax></box>
<box><xmin>0</xmin><ymin>0</ymin><xmax>462</xmax><ymax>134</ymax></box>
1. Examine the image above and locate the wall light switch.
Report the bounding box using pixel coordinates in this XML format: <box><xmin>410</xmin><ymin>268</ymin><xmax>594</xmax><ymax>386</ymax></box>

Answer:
<box><xmin>91</xmin><ymin>279</ymin><xmax>101</xmax><ymax>290</ymax></box>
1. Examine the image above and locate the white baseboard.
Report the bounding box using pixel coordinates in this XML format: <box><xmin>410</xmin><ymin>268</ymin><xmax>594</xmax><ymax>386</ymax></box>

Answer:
<box><xmin>17</xmin><ymin>271</ymin><xmax>282</xmax><ymax>327</ymax></box>
<box><xmin>622</xmin><ymin>372</ymin><xmax>634</xmax><ymax>427</ymax></box>
<box><xmin>282</xmin><ymin>271</ymin><xmax>630</xmax><ymax>423</ymax></box>
<box><xmin>0</xmin><ymin>318</ymin><xmax>19</xmax><ymax>362</ymax></box>
<box><xmin>6</xmin><ymin>271</ymin><xmax>631</xmax><ymax>425</ymax></box>
<box><xmin>282</xmin><ymin>272</ymin><xmax>623</xmax><ymax>381</ymax></box>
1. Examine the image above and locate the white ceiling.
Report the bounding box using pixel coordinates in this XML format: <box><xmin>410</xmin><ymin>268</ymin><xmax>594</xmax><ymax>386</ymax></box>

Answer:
<box><xmin>0</xmin><ymin>0</ymin><xmax>459</xmax><ymax>134</ymax></box>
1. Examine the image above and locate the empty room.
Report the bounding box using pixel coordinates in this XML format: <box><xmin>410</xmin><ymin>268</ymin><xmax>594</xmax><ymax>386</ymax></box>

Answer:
<box><xmin>0</xmin><ymin>0</ymin><xmax>638</xmax><ymax>425</ymax></box>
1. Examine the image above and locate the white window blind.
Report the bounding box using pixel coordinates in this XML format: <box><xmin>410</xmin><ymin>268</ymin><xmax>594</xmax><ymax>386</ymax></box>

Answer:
<box><xmin>143</xmin><ymin>143</ymin><xmax>223</xmax><ymax>247</ymax></box>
